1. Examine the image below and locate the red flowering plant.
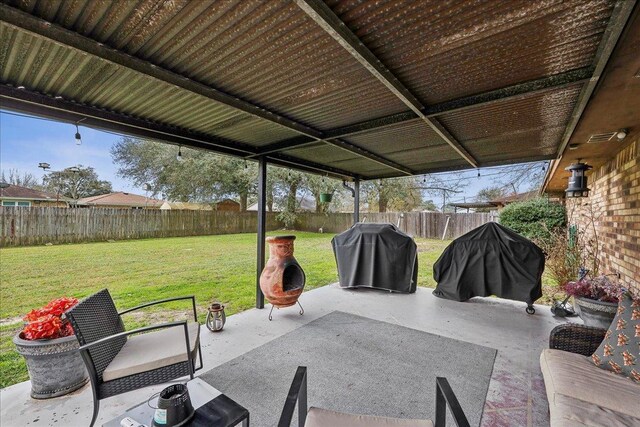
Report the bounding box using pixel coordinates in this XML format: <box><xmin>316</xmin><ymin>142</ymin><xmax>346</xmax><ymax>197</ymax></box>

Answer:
<box><xmin>21</xmin><ymin>297</ymin><xmax>78</xmax><ymax>340</ymax></box>
<box><xmin>564</xmin><ymin>275</ymin><xmax>624</xmax><ymax>303</ymax></box>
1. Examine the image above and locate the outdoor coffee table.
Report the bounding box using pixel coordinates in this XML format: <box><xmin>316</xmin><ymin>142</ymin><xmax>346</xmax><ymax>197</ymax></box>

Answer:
<box><xmin>103</xmin><ymin>378</ymin><xmax>249</xmax><ymax>427</ymax></box>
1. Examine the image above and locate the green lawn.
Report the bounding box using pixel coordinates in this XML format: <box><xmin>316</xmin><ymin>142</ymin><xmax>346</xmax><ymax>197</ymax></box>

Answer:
<box><xmin>0</xmin><ymin>232</ymin><xmax>561</xmax><ymax>388</ymax></box>
<box><xmin>0</xmin><ymin>232</ymin><xmax>450</xmax><ymax>388</ymax></box>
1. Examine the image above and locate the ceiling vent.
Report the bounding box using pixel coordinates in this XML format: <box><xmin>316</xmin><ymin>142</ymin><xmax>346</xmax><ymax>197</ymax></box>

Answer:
<box><xmin>587</xmin><ymin>132</ymin><xmax>616</xmax><ymax>143</ymax></box>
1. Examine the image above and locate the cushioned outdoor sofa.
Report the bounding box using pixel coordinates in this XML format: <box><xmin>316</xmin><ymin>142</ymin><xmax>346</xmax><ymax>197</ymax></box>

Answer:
<box><xmin>541</xmin><ymin>323</ymin><xmax>640</xmax><ymax>426</ymax></box>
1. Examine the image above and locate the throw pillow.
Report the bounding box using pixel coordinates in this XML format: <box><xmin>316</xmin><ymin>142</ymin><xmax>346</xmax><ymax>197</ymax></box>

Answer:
<box><xmin>591</xmin><ymin>292</ymin><xmax>640</xmax><ymax>382</ymax></box>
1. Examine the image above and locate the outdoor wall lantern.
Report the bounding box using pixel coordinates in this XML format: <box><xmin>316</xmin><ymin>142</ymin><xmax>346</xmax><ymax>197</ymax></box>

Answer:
<box><xmin>565</xmin><ymin>161</ymin><xmax>592</xmax><ymax>198</ymax></box>
<box><xmin>205</xmin><ymin>302</ymin><xmax>226</xmax><ymax>332</ymax></box>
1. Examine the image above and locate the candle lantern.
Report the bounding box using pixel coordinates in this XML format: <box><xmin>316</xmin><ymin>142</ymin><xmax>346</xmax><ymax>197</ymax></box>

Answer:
<box><xmin>565</xmin><ymin>162</ymin><xmax>592</xmax><ymax>198</ymax></box>
<box><xmin>205</xmin><ymin>303</ymin><xmax>226</xmax><ymax>332</ymax></box>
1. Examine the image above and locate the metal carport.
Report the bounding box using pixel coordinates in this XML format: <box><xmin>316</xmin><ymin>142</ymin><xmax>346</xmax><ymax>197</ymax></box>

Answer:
<box><xmin>0</xmin><ymin>0</ymin><xmax>636</xmax><ymax>308</ymax></box>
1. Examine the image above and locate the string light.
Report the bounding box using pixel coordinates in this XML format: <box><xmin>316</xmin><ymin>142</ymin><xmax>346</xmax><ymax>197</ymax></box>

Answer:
<box><xmin>74</xmin><ymin>124</ymin><xmax>82</xmax><ymax>145</ymax></box>
<box><xmin>477</xmin><ymin>169</ymin><xmax>480</xmax><ymax>178</ymax></box>
<box><xmin>176</xmin><ymin>146</ymin><xmax>183</xmax><ymax>161</ymax></box>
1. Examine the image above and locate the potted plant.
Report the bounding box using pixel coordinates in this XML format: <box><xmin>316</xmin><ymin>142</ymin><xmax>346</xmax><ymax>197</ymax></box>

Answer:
<box><xmin>564</xmin><ymin>275</ymin><xmax>624</xmax><ymax>328</ymax></box>
<box><xmin>319</xmin><ymin>192</ymin><xmax>333</xmax><ymax>203</ymax></box>
<box><xmin>12</xmin><ymin>297</ymin><xmax>88</xmax><ymax>399</ymax></box>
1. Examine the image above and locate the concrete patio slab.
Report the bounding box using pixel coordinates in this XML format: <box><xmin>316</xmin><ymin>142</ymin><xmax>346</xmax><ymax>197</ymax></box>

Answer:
<box><xmin>1</xmin><ymin>284</ymin><xmax>576</xmax><ymax>426</ymax></box>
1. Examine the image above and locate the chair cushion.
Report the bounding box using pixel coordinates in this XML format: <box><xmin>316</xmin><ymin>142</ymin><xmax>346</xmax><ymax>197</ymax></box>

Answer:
<box><xmin>590</xmin><ymin>293</ymin><xmax>640</xmax><ymax>382</ymax></box>
<box><xmin>305</xmin><ymin>407</ymin><xmax>433</xmax><ymax>427</ymax></box>
<box><xmin>103</xmin><ymin>322</ymin><xmax>200</xmax><ymax>382</ymax></box>
<box><xmin>540</xmin><ymin>349</ymin><xmax>640</xmax><ymax>425</ymax></box>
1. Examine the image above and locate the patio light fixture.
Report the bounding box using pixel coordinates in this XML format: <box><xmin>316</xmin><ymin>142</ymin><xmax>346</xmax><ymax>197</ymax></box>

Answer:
<box><xmin>176</xmin><ymin>146</ymin><xmax>183</xmax><ymax>161</ymax></box>
<box><xmin>616</xmin><ymin>129</ymin><xmax>628</xmax><ymax>141</ymax></box>
<box><xmin>565</xmin><ymin>161</ymin><xmax>592</xmax><ymax>198</ymax></box>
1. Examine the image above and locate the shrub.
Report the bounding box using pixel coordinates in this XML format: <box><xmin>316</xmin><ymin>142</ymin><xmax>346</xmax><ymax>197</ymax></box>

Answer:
<box><xmin>499</xmin><ymin>197</ymin><xmax>566</xmax><ymax>242</ymax></box>
<box><xmin>537</xmin><ymin>226</ymin><xmax>581</xmax><ymax>288</ymax></box>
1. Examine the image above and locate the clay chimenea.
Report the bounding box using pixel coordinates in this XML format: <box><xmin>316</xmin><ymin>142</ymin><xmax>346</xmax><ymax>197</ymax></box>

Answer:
<box><xmin>260</xmin><ymin>235</ymin><xmax>306</xmax><ymax>320</ymax></box>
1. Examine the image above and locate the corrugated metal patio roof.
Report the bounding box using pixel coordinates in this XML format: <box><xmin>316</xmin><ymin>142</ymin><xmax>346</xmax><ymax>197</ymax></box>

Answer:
<box><xmin>0</xmin><ymin>0</ymin><xmax>636</xmax><ymax>180</ymax></box>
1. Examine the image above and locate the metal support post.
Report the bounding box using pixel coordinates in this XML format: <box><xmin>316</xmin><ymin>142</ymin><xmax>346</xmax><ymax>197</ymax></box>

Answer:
<box><xmin>256</xmin><ymin>156</ymin><xmax>267</xmax><ymax>309</ymax></box>
<box><xmin>354</xmin><ymin>179</ymin><xmax>360</xmax><ymax>224</ymax></box>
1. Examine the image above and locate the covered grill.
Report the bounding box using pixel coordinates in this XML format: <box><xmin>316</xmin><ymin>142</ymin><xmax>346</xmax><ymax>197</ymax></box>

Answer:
<box><xmin>332</xmin><ymin>223</ymin><xmax>418</xmax><ymax>293</ymax></box>
<box><xmin>432</xmin><ymin>222</ymin><xmax>544</xmax><ymax>314</ymax></box>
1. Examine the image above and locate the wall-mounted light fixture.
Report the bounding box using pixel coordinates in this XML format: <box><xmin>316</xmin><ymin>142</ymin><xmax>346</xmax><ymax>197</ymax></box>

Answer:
<box><xmin>565</xmin><ymin>161</ymin><xmax>592</xmax><ymax>198</ymax></box>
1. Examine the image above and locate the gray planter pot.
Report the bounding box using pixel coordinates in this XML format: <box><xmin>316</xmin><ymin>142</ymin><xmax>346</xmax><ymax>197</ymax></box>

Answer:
<box><xmin>13</xmin><ymin>333</ymin><xmax>88</xmax><ymax>399</ymax></box>
<box><xmin>574</xmin><ymin>297</ymin><xmax>618</xmax><ymax>329</ymax></box>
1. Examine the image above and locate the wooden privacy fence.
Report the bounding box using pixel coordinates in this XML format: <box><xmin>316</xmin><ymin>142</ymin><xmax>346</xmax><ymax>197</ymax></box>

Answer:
<box><xmin>0</xmin><ymin>207</ymin><xmax>495</xmax><ymax>247</ymax></box>
<box><xmin>298</xmin><ymin>211</ymin><xmax>496</xmax><ymax>239</ymax></box>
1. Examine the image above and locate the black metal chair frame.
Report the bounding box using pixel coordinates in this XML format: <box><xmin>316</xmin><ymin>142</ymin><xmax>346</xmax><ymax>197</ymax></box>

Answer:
<box><xmin>549</xmin><ymin>323</ymin><xmax>607</xmax><ymax>356</ymax></box>
<box><xmin>64</xmin><ymin>289</ymin><xmax>203</xmax><ymax>427</ymax></box>
<box><xmin>278</xmin><ymin>366</ymin><xmax>470</xmax><ymax>427</ymax></box>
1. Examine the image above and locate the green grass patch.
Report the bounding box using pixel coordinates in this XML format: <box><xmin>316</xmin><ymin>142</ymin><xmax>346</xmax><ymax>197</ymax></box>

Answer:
<box><xmin>0</xmin><ymin>232</ymin><xmax>557</xmax><ymax>389</ymax></box>
<box><xmin>0</xmin><ymin>232</ymin><xmax>450</xmax><ymax>388</ymax></box>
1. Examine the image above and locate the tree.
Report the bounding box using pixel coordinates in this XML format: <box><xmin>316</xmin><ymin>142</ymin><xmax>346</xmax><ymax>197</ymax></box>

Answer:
<box><xmin>111</xmin><ymin>138</ymin><xmax>257</xmax><ymax>210</ymax></box>
<box><xmin>42</xmin><ymin>166</ymin><xmax>112</xmax><ymax>200</ymax></box>
<box><xmin>361</xmin><ymin>177</ymin><xmax>423</xmax><ymax>212</ymax></box>
<box><xmin>1</xmin><ymin>169</ymin><xmax>41</xmax><ymax>189</ymax></box>
<box><xmin>304</xmin><ymin>175</ymin><xmax>342</xmax><ymax>213</ymax></box>
<box><xmin>488</xmin><ymin>161</ymin><xmax>547</xmax><ymax>193</ymax></box>
<box><xmin>476</xmin><ymin>186</ymin><xmax>508</xmax><ymax>202</ymax></box>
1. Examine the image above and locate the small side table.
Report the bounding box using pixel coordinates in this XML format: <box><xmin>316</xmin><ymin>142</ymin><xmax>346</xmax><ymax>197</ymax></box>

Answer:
<box><xmin>104</xmin><ymin>378</ymin><xmax>249</xmax><ymax>427</ymax></box>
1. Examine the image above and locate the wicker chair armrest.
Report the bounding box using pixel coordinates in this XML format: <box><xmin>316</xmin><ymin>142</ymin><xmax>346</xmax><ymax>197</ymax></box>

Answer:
<box><xmin>78</xmin><ymin>320</ymin><xmax>189</xmax><ymax>352</ymax></box>
<box><xmin>549</xmin><ymin>324</ymin><xmax>607</xmax><ymax>356</ymax></box>
<box><xmin>118</xmin><ymin>296</ymin><xmax>197</xmax><ymax>322</ymax></box>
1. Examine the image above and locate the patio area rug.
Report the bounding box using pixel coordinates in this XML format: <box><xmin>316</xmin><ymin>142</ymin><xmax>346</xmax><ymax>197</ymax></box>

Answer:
<box><xmin>201</xmin><ymin>311</ymin><xmax>496</xmax><ymax>426</ymax></box>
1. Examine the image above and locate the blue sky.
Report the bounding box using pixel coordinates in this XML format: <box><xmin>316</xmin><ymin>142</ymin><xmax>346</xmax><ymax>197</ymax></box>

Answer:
<box><xmin>0</xmin><ymin>111</ymin><xmax>139</xmax><ymax>193</ymax></box>
<box><xmin>0</xmin><ymin>110</ymin><xmax>523</xmax><ymax>202</ymax></box>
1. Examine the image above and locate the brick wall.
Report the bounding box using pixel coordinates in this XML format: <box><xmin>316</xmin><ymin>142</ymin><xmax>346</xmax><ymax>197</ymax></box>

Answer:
<box><xmin>566</xmin><ymin>138</ymin><xmax>639</xmax><ymax>291</ymax></box>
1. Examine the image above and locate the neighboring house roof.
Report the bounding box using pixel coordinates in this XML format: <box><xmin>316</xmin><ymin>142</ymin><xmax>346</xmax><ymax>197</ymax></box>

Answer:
<box><xmin>490</xmin><ymin>190</ymin><xmax>538</xmax><ymax>206</ymax></box>
<box><xmin>449</xmin><ymin>191</ymin><xmax>537</xmax><ymax>211</ymax></box>
<box><xmin>79</xmin><ymin>192</ymin><xmax>163</xmax><ymax>208</ymax></box>
<box><xmin>448</xmin><ymin>202</ymin><xmax>496</xmax><ymax>209</ymax></box>
<box><xmin>214</xmin><ymin>198</ymin><xmax>240</xmax><ymax>206</ymax></box>
<box><xmin>160</xmin><ymin>201</ymin><xmax>213</xmax><ymax>210</ymax></box>
<box><xmin>0</xmin><ymin>184</ymin><xmax>66</xmax><ymax>202</ymax></box>
<box><xmin>247</xmin><ymin>193</ymin><xmax>316</xmax><ymax>212</ymax></box>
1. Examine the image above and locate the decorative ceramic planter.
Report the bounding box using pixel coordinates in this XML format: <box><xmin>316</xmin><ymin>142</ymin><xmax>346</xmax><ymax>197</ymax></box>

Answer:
<box><xmin>574</xmin><ymin>297</ymin><xmax>617</xmax><ymax>329</ymax></box>
<box><xmin>13</xmin><ymin>333</ymin><xmax>88</xmax><ymax>399</ymax></box>
<box><xmin>260</xmin><ymin>235</ymin><xmax>306</xmax><ymax>308</ymax></box>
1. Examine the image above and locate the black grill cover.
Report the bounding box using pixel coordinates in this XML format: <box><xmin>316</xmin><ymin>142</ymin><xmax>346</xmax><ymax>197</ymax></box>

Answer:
<box><xmin>432</xmin><ymin>222</ymin><xmax>544</xmax><ymax>304</ymax></box>
<box><xmin>332</xmin><ymin>223</ymin><xmax>418</xmax><ymax>293</ymax></box>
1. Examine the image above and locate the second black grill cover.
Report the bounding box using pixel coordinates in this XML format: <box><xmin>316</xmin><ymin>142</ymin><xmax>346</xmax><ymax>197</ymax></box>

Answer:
<box><xmin>432</xmin><ymin>222</ymin><xmax>544</xmax><ymax>304</ymax></box>
<box><xmin>332</xmin><ymin>223</ymin><xmax>418</xmax><ymax>293</ymax></box>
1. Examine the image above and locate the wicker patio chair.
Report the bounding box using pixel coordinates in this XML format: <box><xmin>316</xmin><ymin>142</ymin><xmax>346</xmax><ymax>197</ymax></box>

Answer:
<box><xmin>278</xmin><ymin>366</ymin><xmax>470</xmax><ymax>427</ymax></box>
<box><xmin>64</xmin><ymin>289</ymin><xmax>203</xmax><ymax>427</ymax></box>
<box><xmin>549</xmin><ymin>323</ymin><xmax>607</xmax><ymax>356</ymax></box>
